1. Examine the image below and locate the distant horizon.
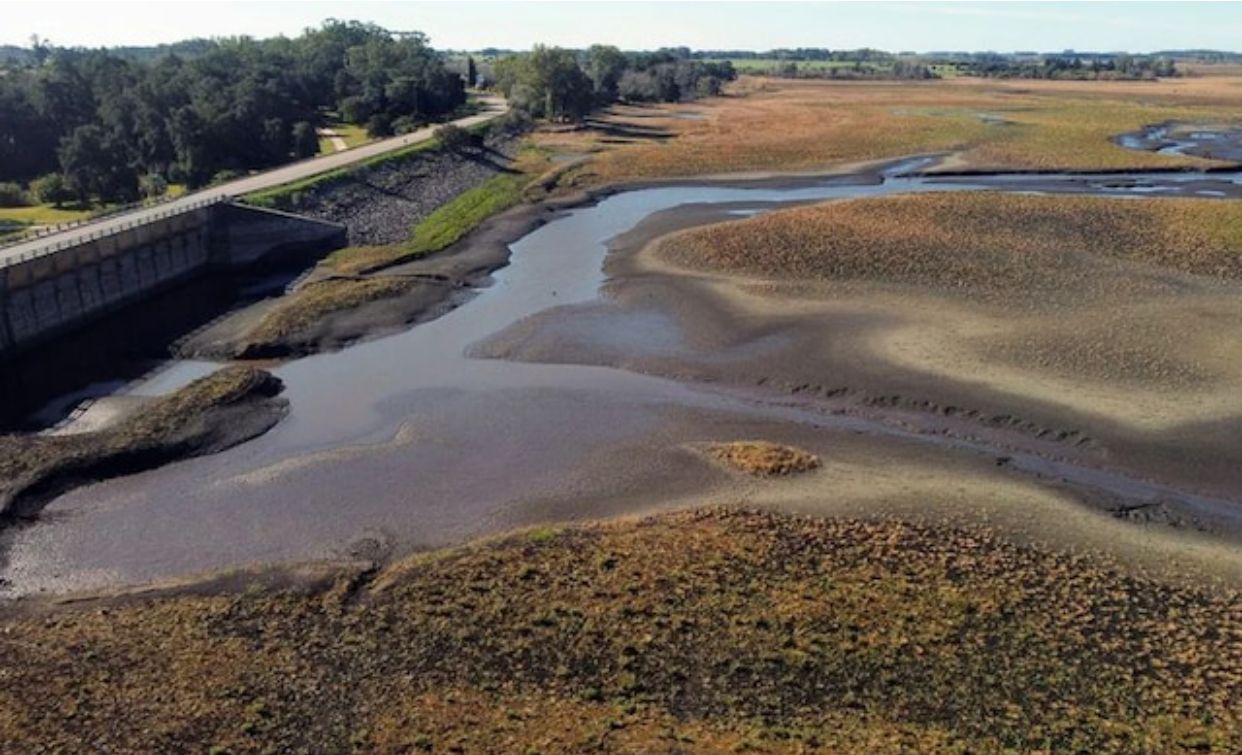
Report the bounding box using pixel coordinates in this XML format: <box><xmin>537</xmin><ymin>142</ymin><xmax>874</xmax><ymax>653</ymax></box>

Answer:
<box><xmin>4</xmin><ymin>38</ymin><xmax>1239</xmax><ymax>58</ymax></box>
<box><xmin>5</xmin><ymin>2</ymin><xmax>1242</xmax><ymax>56</ymax></box>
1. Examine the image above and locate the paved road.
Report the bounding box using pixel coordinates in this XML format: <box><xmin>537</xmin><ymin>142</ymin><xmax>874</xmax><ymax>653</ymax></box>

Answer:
<box><xmin>0</xmin><ymin>94</ymin><xmax>508</xmax><ymax>267</ymax></box>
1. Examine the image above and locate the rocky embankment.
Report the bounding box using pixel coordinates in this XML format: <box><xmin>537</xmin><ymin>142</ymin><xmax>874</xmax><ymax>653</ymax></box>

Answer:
<box><xmin>285</xmin><ymin>134</ymin><xmax>521</xmax><ymax>246</ymax></box>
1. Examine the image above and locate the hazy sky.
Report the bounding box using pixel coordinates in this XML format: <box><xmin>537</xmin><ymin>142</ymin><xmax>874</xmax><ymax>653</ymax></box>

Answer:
<box><xmin>5</xmin><ymin>2</ymin><xmax>1242</xmax><ymax>53</ymax></box>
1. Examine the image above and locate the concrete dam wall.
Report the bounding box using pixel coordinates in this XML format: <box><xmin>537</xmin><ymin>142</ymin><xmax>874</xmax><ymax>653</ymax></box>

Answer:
<box><xmin>0</xmin><ymin>202</ymin><xmax>345</xmax><ymax>358</ymax></box>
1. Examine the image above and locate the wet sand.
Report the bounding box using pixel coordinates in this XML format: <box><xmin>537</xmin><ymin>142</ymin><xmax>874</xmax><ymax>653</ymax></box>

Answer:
<box><xmin>5</xmin><ymin>163</ymin><xmax>1242</xmax><ymax>599</ymax></box>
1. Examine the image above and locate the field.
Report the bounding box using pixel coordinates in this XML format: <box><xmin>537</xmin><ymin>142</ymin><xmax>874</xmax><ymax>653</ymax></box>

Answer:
<box><xmin>559</xmin><ymin>75</ymin><xmax>1242</xmax><ymax>182</ymax></box>
<box><xmin>2</xmin><ymin>508</ymin><xmax>1237</xmax><ymax>754</ymax></box>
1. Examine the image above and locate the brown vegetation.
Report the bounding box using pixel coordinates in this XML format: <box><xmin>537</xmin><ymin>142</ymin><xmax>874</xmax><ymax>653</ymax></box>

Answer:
<box><xmin>564</xmin><ymin>76</ymin><xmax>1242</xmax><ymax>181</ymax></box>
<box><xmin>2</xmin><ymin>508</ymin><xmax>1238</xmax><ymax>753</ymax></box>
<box><xmin>0</xmin><ymin>366</ymin><xmax>285</xmax><ymax>518</ymax></box>
<box><xmin>705</xmin><ymin>440</ymin><xmax>821</xmax><ymax>476</ymax></box>
<box><xmin>654</xmin><ymin>192</ymin><xmax>1242</xmax><ymax>304</ymax></box>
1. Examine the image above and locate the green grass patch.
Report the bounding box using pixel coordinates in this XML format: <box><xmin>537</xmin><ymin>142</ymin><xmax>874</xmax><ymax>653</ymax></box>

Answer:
<box><xmin>317</xmin><ymin>123</ymin><xmax>370</xmax><ymax>155</ymax></box>
<box><xmin>0</xmin><ymin>204</ymin><xmax>93</xmax><ymax>225</ymax></box>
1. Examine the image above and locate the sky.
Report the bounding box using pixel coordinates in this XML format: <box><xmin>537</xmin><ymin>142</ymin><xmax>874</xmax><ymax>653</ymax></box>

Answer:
<box><xmin>4</xmin><ymin>1</ymin><xmax>1242</xmax><ymax>54</ymax></box>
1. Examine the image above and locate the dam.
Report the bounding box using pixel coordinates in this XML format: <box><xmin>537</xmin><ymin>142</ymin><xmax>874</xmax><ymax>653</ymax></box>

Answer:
<box><xmin>0</xmin><ymin>200</ymin><xmax>345</xmax><ymax>359</ymax></box>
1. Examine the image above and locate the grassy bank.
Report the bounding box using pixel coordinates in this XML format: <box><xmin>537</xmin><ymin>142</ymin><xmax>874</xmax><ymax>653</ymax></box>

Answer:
<box><xmin>239</xmin><ymin>277</ymin><xmax>417</xmax><ymax>353</ymax></box>
<box><xmin>323</xmin><ymin>167</ymin><xmax>533</xmax><ymax>275</ymax></box>
<box><xmin>320</xmin><ymin>141</ymin><xmax>557</xmax><ymax>275</ymax></box>
<box><xmin>0</xmin><ymin>366</ymin><xmax>285</xmax><ymax>518</ymax></box>
<box><xmin>0</xmin><ymin>203</ymin><xmax>93</xmax><ymax>226</ymax></box>
<box><xmin>2</xmin><ymin>507</ymin><xmax>1237</xmax><ymax>753</ymax></box>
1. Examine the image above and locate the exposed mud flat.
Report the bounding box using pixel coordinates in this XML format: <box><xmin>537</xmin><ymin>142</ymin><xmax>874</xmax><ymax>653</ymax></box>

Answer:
<box><xmin>0</xmin><ymin>368</ymin><xmax>286</xmax><ymax>524</ymax></box>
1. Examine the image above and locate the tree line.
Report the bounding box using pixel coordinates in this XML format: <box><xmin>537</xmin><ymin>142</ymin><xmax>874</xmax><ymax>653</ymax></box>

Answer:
<box><xmin>490</xmin><ymin>46</ymin><xmax>737</xmax><ymax>122</ymax></box>
<box><xmin>963</xmin><ymin>54</ymin><xmax>1176</xmax><ymax>80</ymax></box>
<box><xmin>0</xmin><ymin>21</ymin><xmax>467</xmax><ymax>205</ymax></box>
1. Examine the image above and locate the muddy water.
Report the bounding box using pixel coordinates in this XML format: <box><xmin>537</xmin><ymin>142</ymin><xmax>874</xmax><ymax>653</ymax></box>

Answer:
<box><xmin>5</xmin><ymin>166</ymin><xmax>1242</xmax><ymax>596</ymax></box>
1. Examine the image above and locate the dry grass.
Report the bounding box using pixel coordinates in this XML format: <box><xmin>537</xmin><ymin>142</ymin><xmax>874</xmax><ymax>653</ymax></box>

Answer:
<box><xmin>245</xmin><ymin>277</ymin><xmax>415</xmax><ymax>346</ymax></box>
<box><xmin>567</xmin><ymin>76</ymin><xmax>1242</xmax><ymax>181</ymax></box>
<box><xmin>705</xmin><ymin>440</ymin><xmax>821</xmax><ymax>477</ymax></box>
<box><xmin>654</xmin><ymin>192</ymin><xmax>1242</xmax><ymax>305</ymax></box>
<box><xmin>0</xmin><ymin>366</ymin><xmax>283</xmax><ymax>517</ymax></box>
<box><xmin>1</xmin><ymin>507</ymin><xmax>1239</xmax><ymax>753</ymax></box>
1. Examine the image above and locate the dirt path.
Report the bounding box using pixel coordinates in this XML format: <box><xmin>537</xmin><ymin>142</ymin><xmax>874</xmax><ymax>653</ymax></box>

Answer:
<box><xmin>317</xmin><ymin>128</ymin><xmax>349</xmax><ymax>153</ymax></box>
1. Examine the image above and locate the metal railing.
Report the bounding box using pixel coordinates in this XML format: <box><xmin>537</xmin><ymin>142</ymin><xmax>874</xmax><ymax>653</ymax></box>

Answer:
<box><xmin>0</xmin><ymin>195</ymin><xmax>231</xmax><ymax>270</ymax></box>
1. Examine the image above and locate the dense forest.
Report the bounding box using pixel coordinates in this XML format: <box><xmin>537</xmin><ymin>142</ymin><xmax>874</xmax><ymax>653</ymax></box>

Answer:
<box><xmin>0</xmin><ymin>21</ymin><xmax>467</xmax><ymax>203</ymax></box>
<box><xmin>490</xmin><ymin>46</ymin><xmax>736</xmax><ymax>121</ymax></box>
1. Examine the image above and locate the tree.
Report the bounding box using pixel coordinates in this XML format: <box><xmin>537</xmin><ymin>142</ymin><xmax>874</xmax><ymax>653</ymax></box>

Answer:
<box><xmin>495</xmin><ymin>46</ymin><xmax>594</xmax><ymax>121</ymax></box>
<box><xmin>366</xmin><ymin>113</ymin><xmax>393</xmax><ymax>138</ymax></box>
<box><xmin>58</xmin><ymin>124</ymin><xmax>138</xmax><ymax>202</ymax></box>
<box><xmin>339</xmin><ymin>95</ymin><xmax>372</xmax><ymax>124</ymax></box>
<box><xmin>0</xmin><ymin>21</ymin><xmax>470</xmax><ymax>202</ymax></box>
<box><xmin>586</xmin><ymin>45</ymin><xmax>627</xmax><ymax>101</ymax></box>
<box><xmin>466</xmin><ymin>55</ymin><xmax>478</xmax><ymax>88</ymax></box>
<box><xmin>261</xmin><ymin>117</ymin><xmax>291</xmax><ymax>163</ymax></box>
<box><xmin>30</xmin><ymin>173</ymin><xmax>72</xmax><ymax>206</ymax></box>
<box><xmin>291</xmin><ymin>121</ymin><xmax>318</xmax><ymax>158</ymax></box>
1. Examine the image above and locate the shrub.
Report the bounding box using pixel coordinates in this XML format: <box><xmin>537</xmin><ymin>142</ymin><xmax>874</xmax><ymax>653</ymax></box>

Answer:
<box><xmin>392</xmin><ymin>115</ymin><xmax>421</xmax><ymax>135</ymax></box>
<box><xmin>29</xmin><ymin>174</ymin><xmax>72</xmax><ymax>206</ymax></box>
<box><xmin>209</xmin><ymin>169</ymin><xmax>244</xmax><ymax>186</ymax></box>
<box><xmin>0</xmin><ymin>181</ymin><xmax>30</xmax><ymax>207</ymax></box>
<box><xmin>138</xmin><ymin>173</ymin><xmax>168</xmax><ymax>199</ymax></box>
<box><xmin>435</xmin><ymin>123</ymin><xmax>479</xmax><ymax>154</ymax></box>
<box><xmin>366</xmin><ymin>114</ymin><xmax>394</xmax><ymax>138</ymax></box>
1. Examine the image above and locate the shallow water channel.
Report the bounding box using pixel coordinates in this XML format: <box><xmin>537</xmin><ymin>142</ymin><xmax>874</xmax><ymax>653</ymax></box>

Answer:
<box><xmin>5</xmin><ymin>165</ymin><xmax>1242</xmax><ymax>596</ymax></box>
